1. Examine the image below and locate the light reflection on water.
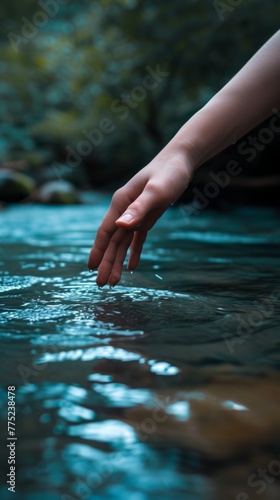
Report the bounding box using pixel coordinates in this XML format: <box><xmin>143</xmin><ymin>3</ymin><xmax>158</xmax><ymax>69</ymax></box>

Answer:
<box><xmin>0</xmin><ymin>201</ymin><xmax>280</xmax><ymax>500</ymax></box>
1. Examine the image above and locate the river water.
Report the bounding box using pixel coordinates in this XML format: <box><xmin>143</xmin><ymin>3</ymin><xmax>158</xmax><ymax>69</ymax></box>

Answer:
<box><xmin>1</xmin><ymin>195</ymin><xmax>280</xmax><ymax>500</ymax></box>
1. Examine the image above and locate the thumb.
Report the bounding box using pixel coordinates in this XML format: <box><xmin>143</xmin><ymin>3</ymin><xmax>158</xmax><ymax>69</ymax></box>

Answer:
<box><xmin>115</xmin><ymin>186</ymin><xmax>162</xmax><ymax>228</ymax></box>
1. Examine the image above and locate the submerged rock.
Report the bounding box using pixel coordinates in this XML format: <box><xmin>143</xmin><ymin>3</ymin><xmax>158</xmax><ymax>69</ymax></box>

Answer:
<box><xmin>124</xmin><ymin>373</ymin><xmax>280</xmax><ymax>461</ymax></box>
<box><xmin>0</xmin><ymin>169</ymin><xmax>35</xmax><ymax>202</ymax></box>
<box><xmin>34</xmin><ymin>180</ymin><xmax>81</xmax><ymax>205</ymax></box>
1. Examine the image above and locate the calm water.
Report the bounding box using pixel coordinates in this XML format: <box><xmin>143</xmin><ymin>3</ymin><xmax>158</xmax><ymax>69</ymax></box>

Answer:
<box><xmin>1</xmin><ymin>195</ymin><xmax>280</xmax><ymax>500</ymax></box>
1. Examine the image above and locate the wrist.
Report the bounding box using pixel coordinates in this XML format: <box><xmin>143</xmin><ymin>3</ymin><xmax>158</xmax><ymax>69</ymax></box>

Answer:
<box><xmin>168</xmin><ymin>123</ymin><xmax>203</xmax><ymax>172</ymax></box>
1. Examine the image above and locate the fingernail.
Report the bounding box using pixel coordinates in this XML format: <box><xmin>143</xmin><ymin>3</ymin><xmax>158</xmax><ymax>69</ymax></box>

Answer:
<box><xmin>116</xmin><ymin>213</ymin><xmax>134</xmax><ymax>223</ymax></box>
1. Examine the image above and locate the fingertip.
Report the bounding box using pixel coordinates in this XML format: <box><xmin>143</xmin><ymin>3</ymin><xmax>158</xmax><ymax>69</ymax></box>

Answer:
<box><xmin>108</xmin><ymin>270</ymin><xmax>122</xmax><ymax>287</ymax></box>
<box><xmin>126</xmin><ymin>262</ymin><xmax>137</xmax><ymax>271</ymax></box>
<box><xmin>88</xmin><ymin>263</ymin><xmax>97</xmax><ymax>271</ymax></box>
<box><xmin>116</xmin><ymin>213</ymin><xmax>134</xmax><ymax>224</ymax></box>
<box><xmin>115</xmin><ymin>213</ymin><xmax>141</xmax><ymax>230</ymax></box>
<box><xmin>96</xmin><ymin>272</ymin><xmax>108</xmax><ymax>288</ymax></box>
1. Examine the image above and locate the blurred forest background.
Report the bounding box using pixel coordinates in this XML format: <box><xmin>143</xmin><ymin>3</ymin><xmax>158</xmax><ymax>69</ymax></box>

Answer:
<box><xmin>0</xmin><ymin>0</ymin><xmax>280</xmax><ymax>204</ymax></box>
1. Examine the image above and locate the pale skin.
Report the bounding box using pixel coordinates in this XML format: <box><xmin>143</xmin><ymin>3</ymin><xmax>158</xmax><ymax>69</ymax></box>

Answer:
<box><xmin>88</xmin><ymin>30</ymin><xmax>280</xmax><ymax>287</ymax></box>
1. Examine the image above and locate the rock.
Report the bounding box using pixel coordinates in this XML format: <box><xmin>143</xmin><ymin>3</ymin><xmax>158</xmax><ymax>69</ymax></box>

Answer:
<box><xmin>34</xmin><ymin>180</ymin><xmax>81</xmax><ymax>205</ymax></box>
<box><xmin>0</xmin><ymin>169</ymin><xmax>36</xmax><ymax>203</ymax></box>
<box><xmin>124</xmin><ymin>373</ymin><xmax>280</xmax><ymax>461</ymax></box>
<box><xmin>38</xmin><ymin>164</ymin><xmax>91</xmax><ymax>190</ymax></box>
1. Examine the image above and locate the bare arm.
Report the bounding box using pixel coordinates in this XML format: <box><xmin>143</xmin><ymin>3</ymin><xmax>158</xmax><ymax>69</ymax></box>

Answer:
<box><xmin>174</xmin><ymin>29</ymin><xmax>280</xmax><ymax>167</ymax></box>
<box><xmin>88</xmin><ymin>30</ymin><xmax>280</xmax><ymax>286</ymax></box>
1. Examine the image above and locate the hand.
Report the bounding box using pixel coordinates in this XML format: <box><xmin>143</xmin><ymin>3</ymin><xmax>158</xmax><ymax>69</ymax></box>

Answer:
<box><xmin>88</xmin><ymin>148</ymin><xmax>194</xmax><ymax>286</ymax></box>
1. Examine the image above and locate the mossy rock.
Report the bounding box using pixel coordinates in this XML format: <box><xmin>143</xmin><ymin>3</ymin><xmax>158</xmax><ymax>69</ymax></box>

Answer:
<box><xmin>35</xmin><ymin>180</ymin><xmax>82</xmax><ymax>205</ymax></box>
<box><xmin>0</xmin><ymin>169</ymin><xmax>36</xmax><ymax>203</ymax></box>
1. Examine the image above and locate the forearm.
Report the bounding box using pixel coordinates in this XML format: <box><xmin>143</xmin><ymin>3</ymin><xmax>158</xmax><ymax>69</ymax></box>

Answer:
<box><xmin>171</xmin><ymin>30</ymin><xmax>280</xmax><ymax>169</ymax></box>
<box><xmin>90</xmin><ymin>32</ymin><xmax>280</xmax><ymax>285</ymax></box>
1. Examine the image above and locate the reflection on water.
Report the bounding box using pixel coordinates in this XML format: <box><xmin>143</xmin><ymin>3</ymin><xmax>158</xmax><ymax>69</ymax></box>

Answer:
<box><xmin>1</xmin><ymin>200</ymin><xmax>280</xmax><ymax>500</ymax></box>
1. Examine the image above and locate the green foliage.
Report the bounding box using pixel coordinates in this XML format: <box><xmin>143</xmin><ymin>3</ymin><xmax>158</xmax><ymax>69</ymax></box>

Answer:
<box><xmin>0</xmin><ymin>0</ymin><xmax>280</xmax><ymax>183</ymax></box>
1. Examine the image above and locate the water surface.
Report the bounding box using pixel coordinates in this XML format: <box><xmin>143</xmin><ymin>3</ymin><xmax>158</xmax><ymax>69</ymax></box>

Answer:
<box><xmin>1</xmin><ymin>197</ymin><xmax>280</xmax><ymax>500</ymax></box>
